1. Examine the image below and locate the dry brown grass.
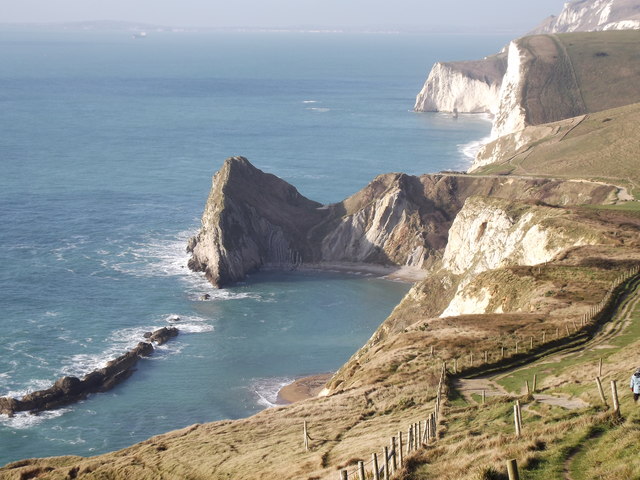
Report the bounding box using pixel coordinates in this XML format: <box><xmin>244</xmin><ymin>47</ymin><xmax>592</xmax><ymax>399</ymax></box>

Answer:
<box><xmin>3</xmin><ymin>205</ymin><xmax>640</xmax><ymax>479</ymax></box>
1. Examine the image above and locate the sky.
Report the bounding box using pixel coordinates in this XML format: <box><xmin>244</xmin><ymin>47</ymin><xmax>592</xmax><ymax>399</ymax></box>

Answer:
<box><xmin>3</xmin><ymin>0</ymin><xmax>565</xmax><ymax>32</ymax></box>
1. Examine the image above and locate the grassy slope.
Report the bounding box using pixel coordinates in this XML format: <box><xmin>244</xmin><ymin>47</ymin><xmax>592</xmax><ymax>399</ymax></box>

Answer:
<box><xmin>519</xmin><ymin>30</ymin><xmax>640</xmax><ymax>127</ymax></box>
<box><xmin>474</xmin><ymin>102</ymin><xmax>640</xmax><ymax>198</ymax></box>
<box><xmin>401</xmin><ymin>276</ymin><xmax>640</xmax><ymax>480</ymax></box>
<box><xmin>2</xmin><ymin>206</ymin><xmax>640</xmax><ymax>479</ymax></box>
<box><xmin>474</xmin><ymin>30</ymin><xmax>640</xmax><ymax>195</ymax></box>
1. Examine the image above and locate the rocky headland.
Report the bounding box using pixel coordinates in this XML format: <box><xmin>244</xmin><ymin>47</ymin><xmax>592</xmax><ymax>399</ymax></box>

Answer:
<box><xmin>187</xmin><ymin>157</ymin><xmax>620</xmax><ymax>288</ymax></box>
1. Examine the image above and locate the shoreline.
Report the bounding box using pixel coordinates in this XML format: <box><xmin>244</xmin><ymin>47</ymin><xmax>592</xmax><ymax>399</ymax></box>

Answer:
<box><xmin>277</xmin><ymin>373</ymin><xmax>334</xmax><ymax>404</ymax></box>
<box><xmin>287</xmin><ymin>262</ymin><xmax>428</xmax><ymax>284</ymax></box>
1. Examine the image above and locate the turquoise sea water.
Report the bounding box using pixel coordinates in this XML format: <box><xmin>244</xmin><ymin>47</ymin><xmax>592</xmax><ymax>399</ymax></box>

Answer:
<box><xmin>0</xmin><ymin>30</ymin><xmax>509</xmax><ymax>464</ymax></box>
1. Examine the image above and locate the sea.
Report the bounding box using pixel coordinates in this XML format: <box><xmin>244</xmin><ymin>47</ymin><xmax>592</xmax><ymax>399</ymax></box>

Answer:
<box><xmin>0</xmin><ymin>29</ymin><xmax>510</xmax><ymax>465</ymax></box>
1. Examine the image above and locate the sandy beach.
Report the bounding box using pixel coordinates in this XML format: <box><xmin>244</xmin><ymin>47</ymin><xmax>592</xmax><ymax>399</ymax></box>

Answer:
<box><xmin>291</xmin><ymin>262</ymin><xmax>428</xmax><ymax>283</ymax></box>
<box><xmin>277</xmin><ymin>373</ymin><xmax>334</xmax><ymax>404</ymax></box>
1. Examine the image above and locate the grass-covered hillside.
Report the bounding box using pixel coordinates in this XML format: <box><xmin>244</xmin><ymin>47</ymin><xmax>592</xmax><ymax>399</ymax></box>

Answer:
<box><xmin>2</xmin><ymin>200</ymin><xmax>640</xmax><ymax>479</ymax></box>
<box><xmin>474</xmin><ymin>102</ymin><xmax>640</xmax><ymax>198</ymax></box>
<box><xmin>517</xmin><ymin>30</ymin><xmax>640</xmax><ymax>127</ymax></box>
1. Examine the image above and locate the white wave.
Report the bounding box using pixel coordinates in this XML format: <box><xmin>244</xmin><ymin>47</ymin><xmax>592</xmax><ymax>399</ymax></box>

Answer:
<box><xmin>302</xmin><ymin>100</ymin><xmax>318</xmax><ymax>103</ymax></box>
<box><xmin>199</xmin><ymin>290</ymin><xmax>262</xmax><ymax>302</ymax></box>
<box><xmin>177</xmin><ymin>323</ymin><xmax>214</xmax><ymax>334</ymax></box>
<box><xmin>0</xmin><ymin>408</ymin><xmax>70</xmax><ymax>429</ymax></box>
<box><xmin>458</xmin><ymin>135</ymin><xmax>491</xmax><ymax>161</ymax></box>
<box><xmin>4</xmin><ymin>378</ymin><xmax>53</xmax><ymax>399</ymax></box>
<box><xmin>251</xmin><ymin>377</ymin><xmax>294</xmax><ymax>408</ymax></box>
<box><xmin>61</xmin><ymin>314</ymin><xmax>214</xmax><ymax>377</ymax></box>
<box><xmin>307</xmin><ymin>107</ymin><xmax>330</xmax><ymax>113</ymax></box>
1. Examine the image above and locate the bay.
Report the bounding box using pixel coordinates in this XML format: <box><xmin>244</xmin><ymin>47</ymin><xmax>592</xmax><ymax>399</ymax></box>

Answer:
<box><xmin>0</xmin><ymin>29</ymin><xmax>509</xmax><ymax>464</ymax></box>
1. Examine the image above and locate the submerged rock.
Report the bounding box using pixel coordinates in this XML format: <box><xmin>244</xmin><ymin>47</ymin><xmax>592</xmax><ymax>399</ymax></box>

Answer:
<box><xmin>148</xmin><ymin>326</ymin><xmax>179</xmax><ymax>346</ymax></box>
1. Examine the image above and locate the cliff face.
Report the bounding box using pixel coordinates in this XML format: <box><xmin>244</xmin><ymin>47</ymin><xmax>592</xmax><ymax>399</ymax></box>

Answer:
<box><xmin>476</xmin><ymin>30</ymin><xmax>640</xmax><ymax>168</ymax></box>
<box><xmin>415</xmin><ymin>0</ymin><xmax>640</xmax><ymax>144</ymax></box>
<box><xmin>440</xmin><ymin>197</ymin><xmax>605</xmax><ymax>316</ymax></box>
<box><xmin>413</xmin><ymin>54</ymin><xmax>507</xmax><ymax>114</ymax></box>
<box><xmin>188</xmin><ymin>158</ymin><xmax>618</xmax><ymax>288</ymax></box>
<box><xmin>530</xmin><ymin>0</ymin><xmax>640</xmax><ymax>34</ymax></box>
<box><xmin>187</xmin><ymin>157</ymin><xmax>327</xmax><ymax>287</ymax></box>
<box><xmin>489</xmin><ymin>41</ymin><xmax>528</xmax><ymax>139</ymax></box>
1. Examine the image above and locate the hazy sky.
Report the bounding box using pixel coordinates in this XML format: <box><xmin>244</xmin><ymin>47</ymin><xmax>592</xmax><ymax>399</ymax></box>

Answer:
<box><xmin>4</xmin><ymin>0</ymin><xmax>564</xmax><ymax>32</ymax></box>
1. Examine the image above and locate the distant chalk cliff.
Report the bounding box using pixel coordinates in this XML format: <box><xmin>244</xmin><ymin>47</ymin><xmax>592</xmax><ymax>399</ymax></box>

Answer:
<box><xmin>413</xmin><ymin>53</ymin><xmax>507</xmax><ymax>114</ymax></box>
<box><xmin>414</xmin><ymin>0</ymin><xmax>640</xmax><ymax>158</ymax></box>
<box><xmin>530</xmin><ymin>0</ymin><xmax>640</xmax><ymax>34</ymax></box>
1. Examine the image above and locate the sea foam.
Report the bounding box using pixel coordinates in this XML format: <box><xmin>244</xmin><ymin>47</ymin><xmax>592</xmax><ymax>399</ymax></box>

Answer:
<box><xmin>251</xmin><ymin>377</ymin><xmax>294</xmax><ymax>408</ymax></box>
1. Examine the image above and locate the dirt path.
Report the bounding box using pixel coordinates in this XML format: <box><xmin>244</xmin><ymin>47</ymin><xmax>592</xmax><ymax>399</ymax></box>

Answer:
<box><xmin>454</xmin><ymin>377</ymin><xmax>589</xmax><ymax>410</ymax></box>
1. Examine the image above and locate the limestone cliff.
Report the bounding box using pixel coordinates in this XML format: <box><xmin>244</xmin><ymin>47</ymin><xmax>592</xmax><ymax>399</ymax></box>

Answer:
<box><xmin>188</xmin><ymin>158</ymin><xmax>618</xmax><ymax>288</ymax></box>
<box><xmin>530</xmin><ymin>0</ymin><xmax>640</xmax><ymax>34</ymax></box>
<box><xmin>413</xmin><ymin>53</ymin><xmax>507</xmax><ymax>114</ymax></box>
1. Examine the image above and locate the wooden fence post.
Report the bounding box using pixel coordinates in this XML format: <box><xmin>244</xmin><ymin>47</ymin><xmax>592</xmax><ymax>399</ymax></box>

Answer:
<box><xmin>611</xmin><ymin>380</ymin><xmax>620</xmax><ymax>415</ymax></box>
<box><xmin>506</xmin><ymin>459</ymin><xmax>520</xmax><ymax>480</ymax></box>
<box><xmin>391</xmin><ymin>437</ymin><xmax>398</xmax><ymax>472</ymax></box>
<box><xmin>454</xmin><ymin>358</ymin><xmax>458</xmax><ymax>374</ymax></box>
<box><xmin>482</xmin><ymin>389</ymin><xmax>486</xmax><ymax>404</ymax></box>
<box><xmin>501</xmin><ymin>346</ymin><xmax>505</xmax><ymax>359</ymax></box>
<box><xmin>530</xmin><ymin>336</ymin><xmax>533</xmax><ymax>349</ymax></box>
<box><xmin>398</xmin><ymin>431</ymin><xmax>404</xmax><ymax>467</ymax></box>
<box><xmin>598</xmin><ymin>357</ymin><xmax>603</xmax><ymax>377</ymax></box>
<box><xmin>358</xmin><ymin>461</ymin><xmax>366</xmax><ymax>480</ymax></box>
<box><xmin>514</xmin><ymin>404</ymin><xmax>521</xmax><ymax>437</ymax></box>
<box><xmin>596</xmin><ymin>377</ymin><xmax>607</xmax><ymax>406</ymax></box>
<box><xmin>515</xmin><ymin>341</ymin><xmax>519</xmax><ymax>354</ymax></box>
<box><xmin>484</xmin><ymin>351</ymin><xmax>488</xmax><ymax>363</ymax></box>
<box><xmin>542</xmin><ymin>331</ymin><xmax>546</xmax><ymax>343</ymax></box>
<box><xmin>372</xmin><ymin>453</ymin><xmax>380</xmax><ymax>480</ymax></box>
<box><xmin>525</xmin><ymin>380</ymin><xmax>530</xmax><ymax>395</ymax></box>
<box><xmin>533</xmin><ymin>374</ymin><xmax>537</xmax><ymax>393</ymax></box>
<box><xmin>417</xmin><ymin>421</ymin><xmax>422</xmax><ymax>447</ymax></box>
<box><xmin>383</xmin><ymin>446</ymin><xmax>390</xmax><ymax>480</ymax></box>
<box><xmin>430</xmin><ymin>345</ymin><xmax>434</xmax><ymax>357</ymax></box>
<box><xmin>303</xmin><ymin>421</ymin><xmax>309</xmax><ymax>452</ymax></box>
<box><xmin>340</xmin><ymin>470</ymin><xmax>348</xmax><ymax>480</ymax></box>
<box><xmin>431</xmin><ymin>413</ymin><xmax>437</xmax><ymax>440</ymax></box>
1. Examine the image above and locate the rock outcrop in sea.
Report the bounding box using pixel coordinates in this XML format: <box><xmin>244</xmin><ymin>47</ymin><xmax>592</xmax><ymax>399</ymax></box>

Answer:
<box><xmin>0</xmin><ymin>327</ymin><xmax>178</xmax><ymax>416</ymax></box>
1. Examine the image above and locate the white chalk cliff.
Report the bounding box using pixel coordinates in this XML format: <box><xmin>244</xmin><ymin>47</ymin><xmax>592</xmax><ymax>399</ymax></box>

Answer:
<box><xmin>489</xmin><ymin>41</ymin><xmax>528</xmax><ymax>140</ymax></box>
<box><xmin>413</xmin><ymin>55</ymin><xmax>506</xmax><ymax>114</ymax></box>
<box><xmin>414</xmin><ymin>0</ymin><xmax>640</xmax><ymax>164</ymax></box>
<box><xmin>440</xmin><ymin>197</ymin><xmax>601</xmax><ymax>317</ymax></box>
<box><xmin>530</xmin><ymin>0</ymin><xmax>640</xmax><ymax>34</ymax></box>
